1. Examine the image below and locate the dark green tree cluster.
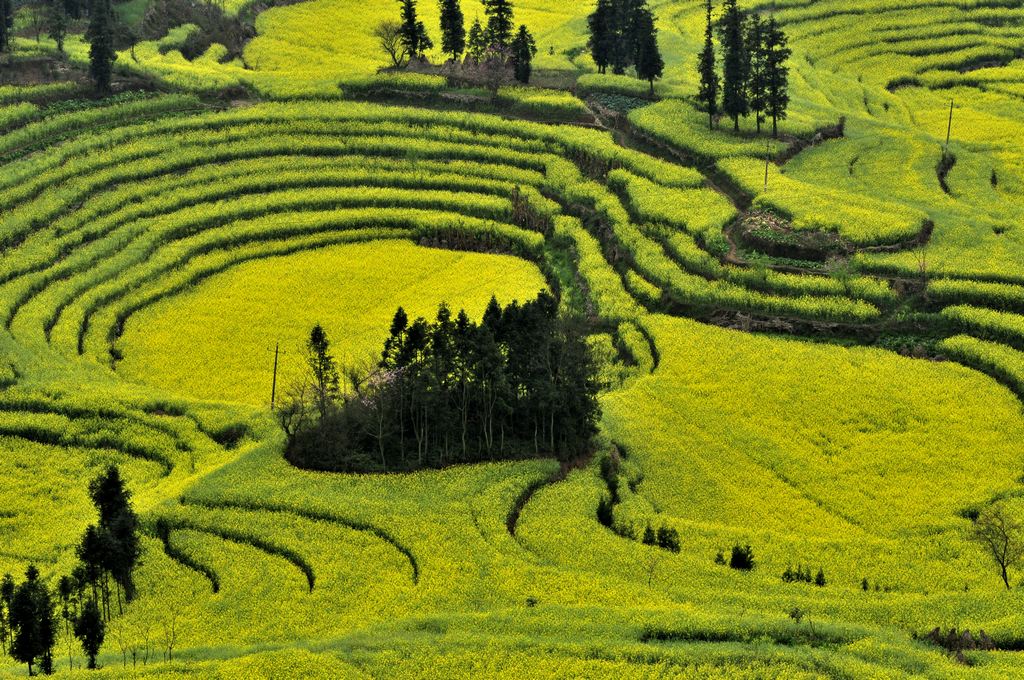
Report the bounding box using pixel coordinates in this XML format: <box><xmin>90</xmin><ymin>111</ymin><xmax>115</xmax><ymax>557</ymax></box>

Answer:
<box><xmin>716</xmin><ymin>544</ymin><xmax>755</xmax><ymax>570</ymax></box>
<box><xmin>76</xmin><ymin>465</ymin><xmax>142</xmax><ymax>618</ymax></box>
<box><xmin>642</xmin><ymin>524</ymin><xmax>681</xmax><ymax>553</ymax></box>
<box><xmin>698</xmin><ymin>0</ymin><xmax>791</xmax><ymax>135</ymax></box>
<box><xmin>282</xmin><ymin>293</ymin><xmax>602</xmax><ymax>472</ymax></box>
<box><xmin>0</xmin><ymin>468</ymin><xmax>137</xmax><ymax>675</ymax></box>
<box><xmin>391</xmin><ymin>0</ymin><xmax>536</xmax><ymax>82</ymax></box>
<box><xmin>587</xmin><ymin>0</ymin><xmax>664</xmax><ymax>91</ymax></box>
<box><xmin>398</xmin><ymin>0</ymin><xmax>433</xmax><ymax>60</ymax></box>
<box><xmin>782</xmin><ymin>564</ymin><xmax>826</xmax><ymax>586</ymax></box>
<box><xmin>1</xmin><ymin>567</ymin><xmax>56</xmax><ymax>675</ymax></box>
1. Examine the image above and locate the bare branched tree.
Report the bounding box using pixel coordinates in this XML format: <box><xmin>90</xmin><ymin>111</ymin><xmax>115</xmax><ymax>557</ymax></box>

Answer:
<box><xmin>971</xmin><ymin>503</ymin><xmax>1024</xmax><ymax>590</ymax></box>
<box><xmin>374</xmin><ymin>20</ymin><xmax>408</xmax><ymax>68</ymax></box>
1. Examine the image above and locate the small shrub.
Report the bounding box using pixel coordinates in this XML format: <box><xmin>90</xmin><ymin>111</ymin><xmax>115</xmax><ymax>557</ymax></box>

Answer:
<box><xmin>729</xmin><ymin>544</ymin><xmax>755</xmax><ymax>571</ymax></box>
<box><xmin>714</xmin><ymin>550</ymin><xmax>726</xmax><ymax>565</ymax></box>
<box><xmin>656</xmin><ymin>526</ymin><xmax>680</xmax><ymax>553</ymax></box>
<box><xmin>596</xmin><ymin>496</ymin><xmax>614</xmax><ymax>527</ymax></box>
<box><xmin>642</xmin><ymin>525</ymin><xmax>656</xmax><ymax>545</ymax></box>
<box><xmin>814</xmin><ymin>568</ymin><xmax>826</xmax><ymax>587</ymax></box>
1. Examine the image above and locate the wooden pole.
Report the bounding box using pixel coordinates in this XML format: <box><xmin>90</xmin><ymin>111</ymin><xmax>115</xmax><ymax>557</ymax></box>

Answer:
<box><xmin>945</xmin><ymin>99</ymin><xmax>954</xmax><ymax>151</ymax></box>
<box><xmin>764</xmin><ymin>138</ymin><xmax>771</xmax><ymax>190</ymax></box>
<box><xmin>270</xmin><ymin>342</ymin><xmax>280</xmax><ymax>410</ymax></box>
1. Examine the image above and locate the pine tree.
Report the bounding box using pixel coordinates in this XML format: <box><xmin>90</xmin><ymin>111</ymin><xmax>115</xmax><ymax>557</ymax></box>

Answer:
<box><xmin>9</xmin><ymin>566</ymin><xmax>55</xmax><ymax>676</ymax></box>
<box><xmin>764</xmin><ymin>14</ymin><xmax>791</xmax><ymax>138</ymax></box>
<box><xmin>439</xmin><ymin>0</ymin><xmax>465</xmax><ymax>61</ymax></box>
<box><xmin>607</xmin><ymin>0</ymin><xmax>633</xmax><ymax>74</ymax></box>
<box><xmin>73</xmin><ymin>598</ymin><xmax>103</xmax><ymax>670</ymax></box>
<box><xmin>482</xmin><ymin>0</ymin><xmax>514</xmax><ymax>48</ymax></box>
<box><xmin>718</xmin><ymin>0</ymin><xmax>748</xmax><ymax>131</ymax></box>
<box><xmin>414</xmin><ymin>19</ymin><xmax>433</xmax><ymax>57</ymax></box>
<box><xmin>0</xmin><ymin>0</ymin><xmax>12</xmax><ymax>52</ymax></box>
<box><xmin>307</xmin><ymin>324</ymin><xmax>340</xmax><ymax>421</ymax></box>
<box><xmin>632</xmin><ymin>5</ymin><xmax>662</xmax><ymax>94</ymax></box>
<box><xmin>510</xmin><ymin>24</ymin><xmax>536</xmax><ymax>84</ymax></box>
<box><xmin>86</xmin><ymin>0</ymin><xmax>117</xmax><ymax>92</ymax></box>
<box><xmin>467</xmin><ymin>17</ymin><xmax>486</xmax><ymax>60</ymax></box>
<box><xmin>745</xmin><ymin>12</ymin><xmax>767</xmax><ymax>133</ymax></box>
<box><xmin>398</xmin><ymin>0</ymin><xmax>429</xmax><ymax>59</ymax></box>
<box><xmin>697</xmin><ymin>0</ymin><xmax>719</xmax><ymax>129</ymax></box>
<box><xmin>0</xmin><ymin>573</ymin><xmax>14</xmax><ymax>655</ymax></box>
<box><xmin>587</xmin><ymin>0</ymin><xmax>614</xmax><ymax>74</ymax></box>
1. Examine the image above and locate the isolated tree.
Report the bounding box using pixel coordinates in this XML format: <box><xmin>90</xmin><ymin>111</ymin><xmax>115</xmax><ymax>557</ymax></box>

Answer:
<box><xmin>587</xmin><ymin>0</ymin><xmax>614</xmax><ymax>74</ymax></box>
<box><xmin>632</xmin><ymin>6</ymin><xmax>662</xmax><ymax>94</ymax></box>
<box><xmin>745</xmin><ymin>12</ymin><xmax>767</xmax><ymax>132</ymax></box>
<box><xmin>466</xmin><ymin>17</ymin><xmax>486</xmax><ymax>60</ymax></box>
<box><xmin>509</xmin><ymin>24</ymin><xmax>535</xmax><ymax>83</ymax></box>
<box><xmin>74</xmin><ymin>598</ymin><xmax>104</xmax><ymax>670</ymax></box>
<box><xmin>718</xmin><ymin>0</ymin><xmax>748</xmax><ymax>131</ymax></box>
<box><xmin>0</xmin><ymin>0</ymin><xmax>11</xmax><ymax>52</ymax></box>
<box><xmin>87</xmin><ymin>0</ymin><xmax>117</xmax><ymax>92</ymax></box>
<box><xmin>697</xmin><ymin>0</ymin><xmax>719</xmax><ymax>129</ymax></box>
<box><xmin>307</xmin><ymin>324</ymin><xmax>340</xmax><ymax>421</ymax></box>
<box><xmin>374</xmin><ymin>20</ymin><xmax>408</xmax><ymax>67</ymax></box>
<box><xmin>763</xmin><ymin>14</ymin><xmax>791</xmax><ymax>137</ymax></box>
<box><xmin>482</xmin><ymin>0</ymin><xmax>514</xmax><ymax>48</ymax></box>
<box><xmin>45</xmin><ymin>0</ymin><xmax>67</xmax><ymax>53</ymax></box>
<box><xmin>9</xmin><ymin>566</ymin><xmax>56</xmax><ymax>676</ymax></box>
<box><xmin>972</xmin><ymin>503</ymin><xmax>1024</xmax><ymax>590</ymax></box>
<box><xmin>439</xmin><ymin>0</ymin><xmax>465</xmax><ymax>60</ymax></box>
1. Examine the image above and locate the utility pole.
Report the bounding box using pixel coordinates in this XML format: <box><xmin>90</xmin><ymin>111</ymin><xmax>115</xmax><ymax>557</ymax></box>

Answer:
<box><xmin>945</xmin><ymin>98</ymin><xmax>954</xmax><ymax>152</ymax></box>
<box><xmin>269</xmin><ymin>342</ymin><xmax>282</xmax><ymax>410</ymax></box>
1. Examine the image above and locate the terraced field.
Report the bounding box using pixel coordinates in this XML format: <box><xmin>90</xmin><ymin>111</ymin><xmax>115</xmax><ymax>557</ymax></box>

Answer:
<box><xmin>3</xmin><ymin>0</ymin><xmax>1024</xmax><ymax>676</ymax></box>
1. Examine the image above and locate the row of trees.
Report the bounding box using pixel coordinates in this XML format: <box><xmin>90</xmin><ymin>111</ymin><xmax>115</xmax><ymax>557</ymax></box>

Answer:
<box><xmin>0</xmin><ymin>0</ymin><xmax>119</xmax><ymax>92</ymax></box>
<box><xmin>697</xmin><ymin>0</ymin><xmax>791</xmax><ymax>135</ymax></box>
<box><xmin>0</xmin><ymin>466</ymin><xmax>140</xmax><ymax>674</ymax></box>
<box><xmin>379</xmin><ymin>0</ymin><xmax>538</xmax><ymax>84</ymax></box>
<box><xmin>587</xmin><ymin>0</ymin><xmax>664</xmax><ymax>93</ymax></box>
<box><xmin>280</xmin><ymin>293</ymin><xmax>602</xmax><ymax>472</ymax></box>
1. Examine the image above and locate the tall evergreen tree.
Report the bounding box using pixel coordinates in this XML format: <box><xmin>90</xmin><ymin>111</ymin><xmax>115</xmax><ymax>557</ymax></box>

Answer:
<box><xmin>398</xmin><ymin>0</ymin><xmax>430</xmax><ymax>59</ymax></box>
<box><xmin>0</xmin><ymin>0</ymin><xmax>12</xmax><ymax>52</ymax></box>
<box><xmin>632</xmin><ymin>6</ymin><xmax>662</xmax><ymax>94</ymax></box>
<box><xmin>510</xmin><ymin>24</ymin><xmax>536</xmax><ymax>83</ymax></box>
<box><xmin>764</xmin><ymin>14</ymin><xmax>791</xmax><ymax>138</ymax></box>
<box><xmin>718</xmin><ymin>0</ymin><xmax>748</xmax><ymax>131</ymax></box>
<box><xmin>9</xmin><ymin>566</ymin><xmax>55</xmax><ymax>676</ymax></box>
<box><xmin>466</xmin><ymin>17</ymin><xmax>486</xmax><ymax>60</ymax></box>
<box><xmin>0</xmin><ymin>573</ymin><xmax>14</xmax><ymax>656</ymax></box>
<box><xmin>607</xmin><ymin>0</ymin><xmax>633</xmax><ymax>74</ymax></box>
<box><xmin>73</xmin><ymin>598</ymin><xmax>103</xmax><ymax>670</ymax></box>
<box><xmin>745</xmin><ymin>12</ymin><xmax>767</xmax><ymax>133</ymax></box>
<box><xmin>439</xmin><ymin>0</ymin><xmax>465</xmax><ymax>61</ymax></box>
<box><xmin>307</xmin><ymin>324</ymin><xmax>340</xmax><ymax>421</ymax></box>
<box><xmin>482</xmin><ymin>0</ymin><xmax>514</xmax><ymax>48</ymax></box>
<box><xmin>697</xmin><ymin>0</ymin><xmax>719</xmax><ymax>129</ymax></box>
<box><xmin>86</xmin><ymin>0</ymin><xmax>117</xmax><ymax>92</ymax></box>
<box><xmin>587</xmin><ymin>0</ymin><xmax>614</xmax><ymax>74</ymax></box>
